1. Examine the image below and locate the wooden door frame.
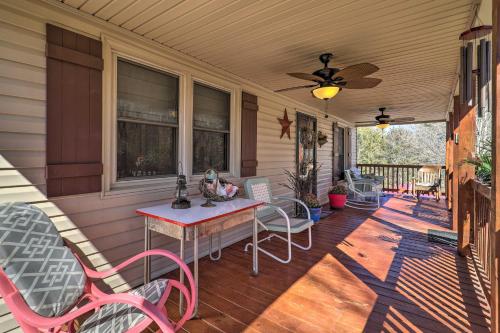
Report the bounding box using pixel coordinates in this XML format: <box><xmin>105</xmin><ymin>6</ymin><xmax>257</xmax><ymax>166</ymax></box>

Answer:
<box><xmin>332</xmin><ymin>122</ymin><xmax>349</xmax><ymax>184</ymax></box>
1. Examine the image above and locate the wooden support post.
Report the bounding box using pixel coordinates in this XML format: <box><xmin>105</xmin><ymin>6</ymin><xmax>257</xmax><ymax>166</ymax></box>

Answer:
<box><xmin>456</xmin><ymin>98</ymin><xmax>476</xmax><ymax>256</ymax></box>
<box><xmin>452</xmin><ymin>97</ymin><xmax>461</xmax><ymax>232</ymax></box>
<box><xmin>491</xmin><ymin>1</ymin><xmax>500</xmax><ymax>330</ymax></box>
<box><xmin>446</xmin><ymin>112</ymin><xmax>454</xmax><ymax>211</ymax></box>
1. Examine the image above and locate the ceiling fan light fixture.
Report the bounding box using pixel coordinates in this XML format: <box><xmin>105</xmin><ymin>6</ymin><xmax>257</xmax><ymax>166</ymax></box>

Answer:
<box><xmin>376</xmin><ymin>122</ymin><xmax>390</xmax><ymax>129</ymax></box>
<box><xmin>312</xmin><ymin>85</ymin><xmax>340</xmax><ymax>100</ymax></box>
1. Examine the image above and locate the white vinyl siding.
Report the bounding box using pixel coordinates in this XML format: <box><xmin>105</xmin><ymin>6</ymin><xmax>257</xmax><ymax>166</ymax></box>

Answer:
<box><xmin>0</xmin><ymin>4</ymin><xmax>47</xmax><ymax>331</ymax></box>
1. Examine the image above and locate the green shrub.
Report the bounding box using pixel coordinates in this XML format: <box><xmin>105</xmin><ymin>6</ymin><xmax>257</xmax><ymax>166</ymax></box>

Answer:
<box><xmin>303</xmin><ymin>193</ymin><xmax>321</xmax><ymax>208</ymax></box>
<box><xmin>328</xmin><ymin>185</ymin><xmax>347</xmax><ymax>195</ymax></box>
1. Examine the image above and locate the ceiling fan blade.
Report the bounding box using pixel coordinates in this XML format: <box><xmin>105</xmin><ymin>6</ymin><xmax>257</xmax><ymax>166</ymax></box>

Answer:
<box><xmin>333</xmin><ymin>63</ymin><xmax>379</xmax><ymax>81</ymax></box>
<box><xmin>355</xmin><ymin>121</ymin><xmax>378</xmax><ymax>126</ymax></box>
<box><xmin>275</xmin><ymin>84</ymin><xmax>318</xmax><ymax>92</ymax></box>
<box><xmin>287</xmin><ymin>72</ymin><xmax>323</xmax><ymax>82</ymax></box>
<box><xmin>389</xmin><ymin>117</ymin><xmax>416</xmax><ymax>123</ymax></box>
<box><xmin>342</xmin><ymin>78</ymin><xmax>382</xmax><ymax>89</ymax></box>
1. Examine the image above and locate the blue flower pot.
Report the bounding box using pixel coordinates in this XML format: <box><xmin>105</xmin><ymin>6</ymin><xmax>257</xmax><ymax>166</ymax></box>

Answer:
<box><xmin>309</xmin><ymin>207</ymin><xmax>322</xmax><ymax>223</ymax></box>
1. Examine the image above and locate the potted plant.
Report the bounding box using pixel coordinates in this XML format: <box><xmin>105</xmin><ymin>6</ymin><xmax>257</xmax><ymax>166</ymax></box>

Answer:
<box><xmin>328</xmin><ymin>185</ymin><xmax>347</xmax><ymax>209</ymax></box>
<box><xmin>464</xmin><ymin>141</ymin><xmax>492</xmax><ymax>185</ymax></box>
<box><xmin>281</xmin><ymin>164</ymin><xmax>321</xmax><ymax>217</ymax></box>
<box><xmin>303</xmin><ymin>193</ymin><xmax>322</xmax><ymax>223</ymax></box>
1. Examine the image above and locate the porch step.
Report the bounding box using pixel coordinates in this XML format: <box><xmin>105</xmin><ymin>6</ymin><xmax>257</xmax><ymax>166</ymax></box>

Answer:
<box><xmin>428</xmin><ymin>229</ymin><xmax>458</xmax><ymax>246</ymax></box>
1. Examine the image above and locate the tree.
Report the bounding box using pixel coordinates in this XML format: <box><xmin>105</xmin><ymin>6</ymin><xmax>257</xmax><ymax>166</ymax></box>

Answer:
<box><xmin>357</xmin><ymin>123</ymin><xmax>446</xmax><ymax>165</ymax></box>
<box><xmin>357</xmin><ymin>127</ymin><xmax>386</xmax><ymax>164</ymax></box>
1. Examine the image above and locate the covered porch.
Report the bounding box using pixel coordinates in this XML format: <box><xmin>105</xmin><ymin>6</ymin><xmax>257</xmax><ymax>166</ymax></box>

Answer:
<box><xmin>0</xmin><ymin>0</ymin><xmax>500</xmax><ymax>332</ymax></box>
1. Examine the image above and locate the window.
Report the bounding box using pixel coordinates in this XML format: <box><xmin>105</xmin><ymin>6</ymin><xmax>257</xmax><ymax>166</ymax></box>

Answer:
<box><xmin>192</xmin><ymin>82</ymin><xmax>230</xmax><ymax>174</ymax></box>
<box><xmin>116</xmin><ymin>59</ymin><xmax>179</xmax><ymax>180</ymax></box>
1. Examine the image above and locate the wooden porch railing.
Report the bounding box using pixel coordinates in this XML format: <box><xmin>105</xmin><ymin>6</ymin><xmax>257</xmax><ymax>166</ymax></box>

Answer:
<box><xmin>356</xmin><ymin>164</ymin><xmax>446</xmax><ymax>194</ymax></box>
<box><xmin>471</xmin><ymin>180</ymin><xmax>493</xmax><ymax>302</ymax></box>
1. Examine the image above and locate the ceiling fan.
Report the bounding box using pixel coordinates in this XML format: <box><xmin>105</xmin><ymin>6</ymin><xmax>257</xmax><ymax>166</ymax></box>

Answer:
<box><xmin>275</xmin><ymin>53</ymin><xmax>382</xmax><ymax>100</ymax></box>
<box><xmin>355</xmin><ymin>107</ymin><xmax>415</xmax><ymax>129</ymax></box>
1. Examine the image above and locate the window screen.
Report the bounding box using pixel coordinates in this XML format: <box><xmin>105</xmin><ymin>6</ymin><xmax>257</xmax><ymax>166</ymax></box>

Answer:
<box><xmin>117</xmin><ymin>59</ymin><xmax>178</xmax><ymax>180</ymax></box>
<box><xmin>192</xmin><ymin>83</ymin><xmax>230</xmax><ymax>173</ymax></box>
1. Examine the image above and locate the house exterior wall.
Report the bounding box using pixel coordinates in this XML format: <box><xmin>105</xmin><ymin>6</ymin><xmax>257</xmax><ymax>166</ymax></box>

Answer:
<box><xmin>0</xmin><ymin>1</ymin><xmax>353</xmax><ymax>330</ymax></box>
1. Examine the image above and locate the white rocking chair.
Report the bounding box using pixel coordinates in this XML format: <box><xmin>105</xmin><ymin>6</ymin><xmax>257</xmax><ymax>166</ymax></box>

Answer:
<box><xmin>345</xmin><ymin>170</ymin><xmax>381</xmax><ymax>210</ymax></box>
<box><xmin>243</xmin><ymin>177</ymin><xmax>313</xmax><ymax>264</ymax></box>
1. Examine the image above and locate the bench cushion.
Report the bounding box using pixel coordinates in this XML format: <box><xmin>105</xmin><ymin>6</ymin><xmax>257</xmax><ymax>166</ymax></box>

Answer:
<box><xmin>0</xmin><ymin>202</ymin><xmax>86</xmax><ymax>317</ymax></box>
<box><xmin>78</xmin><ymin>279</ymin><xmax>168</xmax><ymax>333</ymax></box>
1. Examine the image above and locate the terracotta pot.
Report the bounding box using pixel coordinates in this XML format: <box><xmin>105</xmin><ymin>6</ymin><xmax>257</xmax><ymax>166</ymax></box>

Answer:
<box><xmin>329</xmin><ymin>193</ymin><xmax>347</xmax><ymax>209</ymax></box>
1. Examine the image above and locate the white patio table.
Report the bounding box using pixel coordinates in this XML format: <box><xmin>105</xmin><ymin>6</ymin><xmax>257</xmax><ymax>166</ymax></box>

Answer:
<box><xmin>136</xmin><ymin>197</ymin><xmax>263</xmax><ymax>317</ymax></box>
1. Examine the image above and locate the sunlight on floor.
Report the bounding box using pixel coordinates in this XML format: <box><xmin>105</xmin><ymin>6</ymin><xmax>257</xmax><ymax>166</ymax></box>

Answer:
<box><xmin>384</xmin><ymin>307</ymin><xmax>425</xmax><ymax>333</ymax></box>
<box><xmin>245</xmin><ymin>253</ymin><xmax>377</xmax><ymax>333</ymax></box>
<box><xmin>336</xmin><ymin>215</ymin><xmax>398</xmax><ymax>282</ymax></box>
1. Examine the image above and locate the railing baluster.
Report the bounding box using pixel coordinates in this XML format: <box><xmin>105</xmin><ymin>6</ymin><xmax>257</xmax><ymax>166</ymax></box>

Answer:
<box><xmin>406</xmin><ymin>167</ymin><xmax>410</xmax><ymax>193</ymax></box>
<box><xmin>392</xmin><ymin>166</ymin><xmax>395</xmax><ymax>191</ymax></box>
<box><xmin>384</xmin><ymin>166</ymin><xmax>387</xmax><ymax>191</ymax></box>
<box><xmin>381</xmin><ymin>166</ymin><xmax>385</xmax><ymax>190</ymax></box>
<box><xmin>396</xmin><ymin>167</ymin><xmax>400</xmax><ymax>192</ymax></box>
<box><xmin>469</xmin><ymin>180</ymin><xmax>492</xmax><ymax>303</ymax></box>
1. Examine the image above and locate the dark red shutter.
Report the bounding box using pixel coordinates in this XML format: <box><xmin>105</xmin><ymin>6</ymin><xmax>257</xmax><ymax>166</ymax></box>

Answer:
<box><xmin>46</xmin><ymin>24</ymin><xmax>103</xmax><ymax>197</ymax></box>
<box><xmin>240</xmin><ymin>92</ymin><xmax>258</xmax><ymax>177</ymax></box>
<box><xmin>332</xmin><ymin>122</ymin><xmax>340</xmax><ymax>183</ymax></box>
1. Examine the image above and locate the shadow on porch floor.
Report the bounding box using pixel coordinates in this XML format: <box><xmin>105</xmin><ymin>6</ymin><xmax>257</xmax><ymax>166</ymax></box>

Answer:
<box><xmin>163</xmin><ymin>195</ymin><xmax>491</xmax><ymax>333</ymax></box>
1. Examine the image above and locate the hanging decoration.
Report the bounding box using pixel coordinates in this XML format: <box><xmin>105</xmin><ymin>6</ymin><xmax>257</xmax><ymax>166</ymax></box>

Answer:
<box><xmin>278</xmin><ymin>108</ymin><xmax>293</xmax><ymax>139</ymax></box>
<box><xmin>317</xmin><ymin>131</ymin><xmax>328</xmax><ymax>147</ymax></box>
<box><xmin>459</xmin><ymin>25</ymin><xmax>492</xmax><ymax>116</ymax></box>
<box><xmin>300</xmin><ymin>119</ymin><xmax>316</xmax><ymax>149</ymax></box>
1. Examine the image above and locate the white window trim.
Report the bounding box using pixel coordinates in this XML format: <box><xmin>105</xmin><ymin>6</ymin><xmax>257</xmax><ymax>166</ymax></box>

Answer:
<box><xmin>101</xmin><ymin>35</ymin><xmax>241</xmax><ymax>197</ymax></box>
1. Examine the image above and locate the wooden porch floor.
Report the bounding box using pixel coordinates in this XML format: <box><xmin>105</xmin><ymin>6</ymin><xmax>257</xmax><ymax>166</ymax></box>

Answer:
<box><xmin>164</xmin><ymin>195</ymin><xmax>491</xmax><ymax>333</ymax></box>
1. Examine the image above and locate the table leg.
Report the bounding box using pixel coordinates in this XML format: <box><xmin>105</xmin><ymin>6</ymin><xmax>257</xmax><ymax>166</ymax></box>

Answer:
<box><xmin>209</xmin><ymin>230</ymin><xmax>222</xmax><ymax>261</ymax></box>
<box><xmin>144</xmin><ymin>217</ymin><xmax>151</xmax><ymax>284</ymax></box>
<box><xmin>193</xmin><ymin>225</ymin><xmax>199</xmax><ymax>318</ymax></box>
<box><xmin>252</xmin><ymin>207</ymin><xmax>259</xmax><ymax>276</ymax></box>
<box><xmin>179</xmin><ymin>228</ymin><xmax>185</xmax><ymax>316</ymax></box>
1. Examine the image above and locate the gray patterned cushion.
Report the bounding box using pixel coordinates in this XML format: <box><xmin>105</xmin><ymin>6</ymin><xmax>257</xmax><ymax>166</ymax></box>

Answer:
<box><xmin>78</xmin><ymin>279</ymin><xmax>168</xmax><ymax>333</ymax></box>
<box><xmin>0</xmin><ymin>202</ymin><xmax>86</xmax><ymax>317</ymax></box>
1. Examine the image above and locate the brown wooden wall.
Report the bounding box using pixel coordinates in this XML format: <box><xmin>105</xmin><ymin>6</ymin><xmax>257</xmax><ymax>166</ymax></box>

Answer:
<box><xmin>456</xmin><ymin>97</ymin><xmax>476</xmax><ymax>255</ymax></box>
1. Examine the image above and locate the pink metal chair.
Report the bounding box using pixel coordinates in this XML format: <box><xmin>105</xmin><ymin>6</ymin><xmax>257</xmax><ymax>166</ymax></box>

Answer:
<box><xmin>0</xmin><ymin>202</ymin><xmax>195</xmax><ymax>333</ymax></box>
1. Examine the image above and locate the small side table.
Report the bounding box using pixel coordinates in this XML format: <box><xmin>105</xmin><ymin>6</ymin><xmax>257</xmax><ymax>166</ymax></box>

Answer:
<box><xmin>136</xmin><ymin>198</ymin><xmax>263</xmax><ymax>317</ymax></box>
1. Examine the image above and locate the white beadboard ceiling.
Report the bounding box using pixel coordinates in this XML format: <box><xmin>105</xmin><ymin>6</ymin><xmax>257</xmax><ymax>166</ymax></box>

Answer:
<box><xmin>57</xmin><ymin>0</ymin><xmax>477</xmax><ymax>123</ymax></box>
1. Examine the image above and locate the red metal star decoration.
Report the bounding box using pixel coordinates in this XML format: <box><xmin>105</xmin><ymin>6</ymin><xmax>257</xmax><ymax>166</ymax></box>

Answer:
<box><xmin>278</xmin><ymin>108</ymin><xmax>293</xmax><ymax>139</ymax></box>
